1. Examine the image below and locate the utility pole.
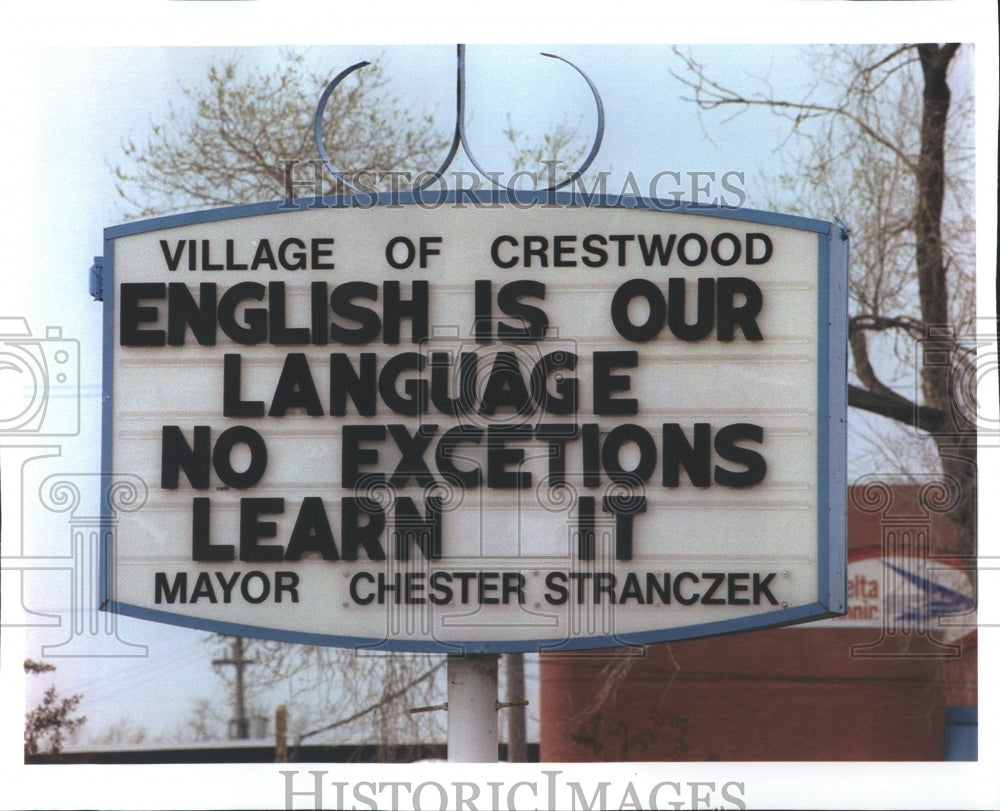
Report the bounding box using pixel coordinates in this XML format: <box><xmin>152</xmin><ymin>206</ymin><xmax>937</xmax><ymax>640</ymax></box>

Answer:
<box><xmin>275</xmin><ymin>704</ymin><xmax>288</xmax><ymax>762</ymax></box>
<box><xmin>213</xmin><ymin>636</ymin><xmax>255</xmax><ymax>739</ymax></box>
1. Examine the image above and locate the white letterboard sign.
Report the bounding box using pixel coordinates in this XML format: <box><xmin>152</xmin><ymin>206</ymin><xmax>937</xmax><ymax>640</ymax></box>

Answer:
<box><xmin>99</xmin><ymin>192</ymin><xmax>848</xmax><ymax>652</ymax></box>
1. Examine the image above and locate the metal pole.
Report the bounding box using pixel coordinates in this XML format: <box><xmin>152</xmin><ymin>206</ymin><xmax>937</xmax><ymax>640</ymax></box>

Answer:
<box><xmin>505</xmin><ymin>652</ymin><xmax>527</xmax><ymax>762</ymax></box>
<box><xmin>447</xmin><ymin>654</ymin><xmax>498</xmax><ymax>762</ymax></box>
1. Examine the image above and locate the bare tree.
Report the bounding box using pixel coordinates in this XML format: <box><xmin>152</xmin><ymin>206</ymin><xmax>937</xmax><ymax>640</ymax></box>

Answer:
<box><xmin>673</xmin><ymin>43</ymin><xmax>978</xmax><ymax>559</ymax></box>
<box><xmin>114</xmin><ymin>49</ymin><xmax>452</xmax><ymax>216</ymax></box>
<box><xmin>89</xmin><ymin>717</ymin><xmax>151</xmax><ymax>748</ymax></box>
<box><xmin>209</xmin><ymin>636</ymin><xmax>446</xmax><ymax>758</ymax></box>
<box><xmin>24</xmin><ymin>660</ymin><xmax>86</xmax><ymax>756</ymax></box>
<box><xmin>504</xmin><ymin>112</ymin><xmax>588</xmax><ymax>182</ymax></box>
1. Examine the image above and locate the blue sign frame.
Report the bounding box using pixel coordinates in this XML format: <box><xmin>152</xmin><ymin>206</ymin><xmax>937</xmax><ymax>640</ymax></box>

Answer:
<box><xmin>98</xmin><ymin>190</ymin><xmax>848</xmax><ymax>653</ymax></box>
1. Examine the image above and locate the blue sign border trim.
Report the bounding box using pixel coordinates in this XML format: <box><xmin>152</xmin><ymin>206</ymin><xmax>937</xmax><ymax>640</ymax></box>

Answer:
<box><xmin>100</xmin><ymin>190</ymin><xmax>848</xmax><ymax>653</ymax></box>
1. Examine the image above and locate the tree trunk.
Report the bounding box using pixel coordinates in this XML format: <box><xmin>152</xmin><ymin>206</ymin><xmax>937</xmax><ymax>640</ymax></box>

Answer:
<box><xmin>913</xmin><ymin>44</ymin><xmax>976</xmax><ymax>560</ymax></box>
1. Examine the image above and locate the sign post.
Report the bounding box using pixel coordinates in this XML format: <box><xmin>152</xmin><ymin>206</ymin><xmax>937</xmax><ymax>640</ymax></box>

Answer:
<box><xmin>447</xmin><ymin>654</ymin><xmax>499</xmax><ymax>762</ymax></box>
<box><xmin>96</xmin><ymin>190</ymin><xmax>847</xmax><ymax>756</ymax></box>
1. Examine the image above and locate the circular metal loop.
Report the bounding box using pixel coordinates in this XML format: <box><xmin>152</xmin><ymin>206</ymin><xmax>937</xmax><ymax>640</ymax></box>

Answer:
<box><xmin>314</xmin><ymin>46</ymin><xmax>604</xmax><ymax>196</ymax></box>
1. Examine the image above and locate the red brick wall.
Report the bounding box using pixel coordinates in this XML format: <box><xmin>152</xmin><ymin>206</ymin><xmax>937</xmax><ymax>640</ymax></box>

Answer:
<box><xmin>539</xmin><ymin>486</ymin><xmax>977</xmax><ymax>761</ymax></box>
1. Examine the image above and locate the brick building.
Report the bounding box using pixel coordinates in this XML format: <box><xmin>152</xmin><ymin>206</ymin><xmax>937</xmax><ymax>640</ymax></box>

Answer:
<box><xmin>540</xmin><ymin>484</ymin><xmax>977</xmax><ymax>760</ymax></box>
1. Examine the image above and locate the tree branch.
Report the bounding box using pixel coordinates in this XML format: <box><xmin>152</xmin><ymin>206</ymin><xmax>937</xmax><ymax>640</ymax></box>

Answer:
<box><xmin>670</xmin><ymin>46</ymin><xmax>919</xmax><ymax>172</ymax></box>
<box><xmin>291</xmin><ymin>659</ymin><xmax>446</xmax><ymax>753</ymax></box>
<box><xmin>848</xmin><ymin>383</ymin><xmax>946</xmax><ymax>432</ymax></box>
<box><xmin>849</xmin><ymin>313</ymin><xmax>928</xmax><ymax>340</ymax></box>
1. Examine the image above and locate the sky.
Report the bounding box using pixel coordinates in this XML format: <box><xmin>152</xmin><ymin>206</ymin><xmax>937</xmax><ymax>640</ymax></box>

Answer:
<box><xmin>1</xmin><ymin>2</ymin><xmax>998</xmax><ymax>810</ymax></box>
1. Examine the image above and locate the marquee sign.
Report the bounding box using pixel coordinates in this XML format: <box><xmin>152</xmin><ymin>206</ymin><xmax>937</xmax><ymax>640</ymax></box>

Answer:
<box><xmin>98</xmin><ymin>191</ymin><xmax>847</xmax><ymax>652</ymax></box>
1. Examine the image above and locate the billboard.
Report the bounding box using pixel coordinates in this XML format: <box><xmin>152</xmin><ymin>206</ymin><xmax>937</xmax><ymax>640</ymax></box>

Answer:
<box><xmin>99</xmin><ymin>191</ymin><xmax>847</xmax><ymax>652</ymax></box>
